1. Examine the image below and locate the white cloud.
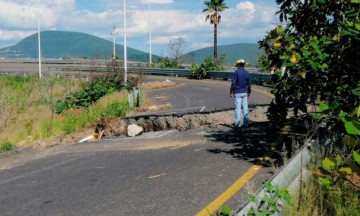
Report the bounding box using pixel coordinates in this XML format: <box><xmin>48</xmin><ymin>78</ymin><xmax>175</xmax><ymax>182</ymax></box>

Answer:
<box><xmin>60</xmin><ymin>10</ymin><xmax>122</xmax><ymax>31</ymax></box>
<box><xmin>0</xmin><ymin>29</ymin><xmax>36</xmax><ymax>41</ymax></box>
<box><xmin>218</xmin><ymin>1</ymin><xmax>277</xmax><ymax>39</ymax></box>
<box><xmin>126</xmin><ymin>9</ymin><xmax>208</xmax><ymax>35</ymax></box>
<box><xmin>140</xmin><ymin>0</ymin><xmax>173</xmax><ymax>4</ymax></box>
<box><xmin>151</xmin><ymin>35</ymin><xmax>184</xmax><ymax>44</ymax></box>
<box><xmin>236</xmin><ymin>1</ymin><xmax>256</xmax><ymax>14</ymax></box>
<box><xmin>0</xmin><ymin>0</ymin><xmax>75</xmax><ymax>29</ymax></box>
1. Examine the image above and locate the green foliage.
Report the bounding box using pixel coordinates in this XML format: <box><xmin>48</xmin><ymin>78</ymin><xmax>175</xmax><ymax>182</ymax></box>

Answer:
<box><xmin>191</xmin><ymin>55</ymin><xmax>225</xmax><ymax>79</ymax></box>
<box><xmin>0</xmin><ymin>75</ymin><xmax>132</xmax><ymax>145</ymax></box>
<box><xmin>247</xmin><ymin>182</ymin><xmax>291</xmax><ymax>216</ymax></box>
<box><xmin>156</xmin><ymin>57</ymin><xmax>179</xmax><ymax>69</ymax></box>
<box><xmin>319</xmin><ymin>151</ymin><xmax>360</xmax><ymax>189</ymax></box>
<box><xmin>0</xmin><ymin>142</ymin><xmax>15</xmax><ymax>153</ymax></box>
<box><xmin>58</xmin><ymin>96</ymin><xmax>130</xmax><ymax>135</ymax></box>
<box><xmin>283</xmin><ymin>175</ymin><xmax>360</xmax><ymax>216</ymax></box>
<box><xmin>262</xmin><ymin>5</ymin><xmax>360</xmax><ymax>205</ymax></box>
<box><xmin>55</xmin><ymin>73</ymin><xmax>126</xmax><ymax>114</ymax></box>
<box><xmin>316</xmin><ymin>89</ymin><xmax>360</xmax><ymax>189</ymax></box>
<box><xmin>0</xmin><ymin>76</ymin><xmax>34</xmax><ymax>129</ymax></box>
<box><xmin>100</xmin><ymin>101</ymin><xmax>129</xmax><ymax>118</ymax></box>
<box><xmin>354</xmin><ymin>151</ymin><xmax>360</xmax><ymax>165</ymax></box>
<box><xmin>63</xmin><ymin>112</ymin><xmax>77</xmax><ymax>134</ymax></box>
<box><xmin>259</xmin><ymin>1</ymin><xmax>360</xmax><ymax>128</ymax></box>
<box><xmin>216</xmin><ymin>206</ymin><xmax>233</xmax><ymax>216</ymax></box>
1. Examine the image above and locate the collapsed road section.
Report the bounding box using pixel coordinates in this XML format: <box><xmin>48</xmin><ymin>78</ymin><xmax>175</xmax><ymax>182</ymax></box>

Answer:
<box><xmin>103</xmin><ymin>105</ymin><xmax>270</xmax><ymax>138</ymax></box>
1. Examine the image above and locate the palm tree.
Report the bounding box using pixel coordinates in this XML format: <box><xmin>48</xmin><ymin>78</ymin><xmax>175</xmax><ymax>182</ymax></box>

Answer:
<box><xmin>202</xmin><ymin>0</ymin><xmax>228</xmax><ymax>64</ymax></box>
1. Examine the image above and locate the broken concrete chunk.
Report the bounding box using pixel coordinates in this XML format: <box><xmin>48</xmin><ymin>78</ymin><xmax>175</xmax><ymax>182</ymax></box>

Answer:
<box><xmin>127</xmin><ymin>124</ymin><xmax>144</xmax><ymax>137</ymax></box>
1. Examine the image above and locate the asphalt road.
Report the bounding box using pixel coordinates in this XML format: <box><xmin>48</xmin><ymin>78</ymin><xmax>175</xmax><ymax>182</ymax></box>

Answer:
<box><xmin>0</xmin><ymin>62</ymin><xmax>276</xmax><ymax>216</ymax></box>
<box><xmin>0</xmin><ymin>126</ymin><xmax>276</xmax><ymax>216</ymax></box>
<box><xmin>0</xmin><ymin>62</ymin><xmax>68</xmax><ymax>73</ymax></box>
<box><xmin>139</xmin><ymin>76</ymin><xmax>272</xmax><ymax>116</ymax></box>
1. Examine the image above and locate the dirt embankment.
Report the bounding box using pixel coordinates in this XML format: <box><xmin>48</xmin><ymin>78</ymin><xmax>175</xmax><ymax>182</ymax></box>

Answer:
<box><xmin>33</xmin><ymin>105</ymin><xmax>269</xmax><ymax>148</ymax></box>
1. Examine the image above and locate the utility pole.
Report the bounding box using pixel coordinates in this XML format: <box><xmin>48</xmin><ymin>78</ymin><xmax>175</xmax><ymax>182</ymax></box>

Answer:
<box><xmin>37</xmin><ymin>0</ymin><xmax>42</xmax><ymax>78</ymax></box>
<box><xmin>123</xmin><ymin>0</ymin><xmax>127</xmax><ymax>85</ymax></box>
<box><xmin>111</xmin><ymin>27</ymin><xmax>119</xmax><ymax>60</ymax></box>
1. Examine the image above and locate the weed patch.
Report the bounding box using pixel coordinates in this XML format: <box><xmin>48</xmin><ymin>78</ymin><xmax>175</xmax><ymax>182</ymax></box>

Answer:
<box><xmin>284</xmin><ymin>175</ymin><xmax>360</xmax><ymax>216</ymax></box>
<box><xmin>0</xmin><ymin>142</ymin><xmax>15</xmax><ymax>153</ymax></box>
<box><xmin>0</xmin><ymin>75</ymin><xmax>133</xmax><ymax>146</ymax></box>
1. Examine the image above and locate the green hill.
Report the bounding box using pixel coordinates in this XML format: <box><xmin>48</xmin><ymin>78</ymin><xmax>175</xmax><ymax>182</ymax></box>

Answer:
<box><xmin>185</xmin><ymin>43</ymin><xmax>263</xmax><ymax>67</ymax></box>
<box><xmin>0</xmin><ymin>30</ymin><xmax>158</xmax><ymax>61</ymax></box>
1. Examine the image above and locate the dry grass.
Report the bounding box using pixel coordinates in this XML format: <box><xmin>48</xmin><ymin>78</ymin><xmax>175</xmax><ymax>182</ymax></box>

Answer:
<box><xmin>284</xmin><ymin>175</ymin><xmax>360</xmax><ymax>216</ymax></box>
<box><xmin>0</xmin><ymin>76</ymin><xmax>79</xmax><ymax>144</ymax></box>
<box><xmin>140</xmin><ymin>80</ymin><xmax>177</xmax><ymax>90</ymax></box>
<box><xmin>134</xmin><ymin>103</ymin><xmax>172</xmax><ymax>113</ymax></box>
<box><xmin>1</xmin><ymin>77</ymin><xmax>176</xmax><ymax>148</ymax></box>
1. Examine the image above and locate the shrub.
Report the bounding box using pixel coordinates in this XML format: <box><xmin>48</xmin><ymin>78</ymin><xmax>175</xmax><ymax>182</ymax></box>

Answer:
<box><xmin>157</xmin><ymin>57</ymin><xmax>179</xmax><ymax>69</ymax></box>
<box><xmin>0</xmin><ymin>142</ymin><xmax>15</xmax><ymax>153</ymax></box>
<box><xmin>55</xmin><ymin>73</ymin><xmax>127</xmax><ymax>114</ymax></box>
<box><xmin>191</xmin><ymin>55</ymin><xmax>225</xmax><ymax>79</ymax></box>
<box><xmin>63</xmin><ymin>112</ymin><xmax>77</xmax><ymax>134</ymax></box>
<box><xmin>101</xmin><ymin>101</ymin><xmax>129</xmax><ymax>118</ymax></box>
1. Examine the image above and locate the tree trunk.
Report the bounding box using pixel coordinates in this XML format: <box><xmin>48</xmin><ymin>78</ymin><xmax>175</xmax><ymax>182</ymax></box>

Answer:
<box><xmin>214</xmin><ymin>22</ymin><xmax>218</xmax><ymax>64</ymax></box>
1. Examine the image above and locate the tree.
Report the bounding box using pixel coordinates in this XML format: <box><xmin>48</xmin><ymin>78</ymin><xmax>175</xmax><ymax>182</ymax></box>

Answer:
<box><xmin>203</xmin><ymin>0</ymin><xmax>228</xmax><ymax>64</ymax></box>
<box><xmin>168</xmin><ymin>37</ymin><xmax>191</xmax><ymax>67</ymax></box>
<box><xmin>259</xmin><ymin>0</ymin><xmax>360</xmax><ymax>132</ymax></box>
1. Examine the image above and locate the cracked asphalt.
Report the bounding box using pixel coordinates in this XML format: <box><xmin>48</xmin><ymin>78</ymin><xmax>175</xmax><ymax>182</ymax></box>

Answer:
<box><xmin>0</xmin><ymin>65</ymin><xmax>276</xmax><ymax>216</ymax></box>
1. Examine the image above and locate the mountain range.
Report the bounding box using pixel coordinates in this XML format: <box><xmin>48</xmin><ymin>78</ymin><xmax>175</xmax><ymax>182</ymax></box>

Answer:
<box><xmin>186</xmin><ymin>43</ymin><xmax>262</xmax><ymax>66</ymax></box>
<box><xmin>0</xmin><ymin>31</ymin><xmax>156</xmax><ymax>62</ymax></box>
<box><xmin>0</xmin><ymin>30</ymin><xmax>262</xmax><ymax>66</ymax></box>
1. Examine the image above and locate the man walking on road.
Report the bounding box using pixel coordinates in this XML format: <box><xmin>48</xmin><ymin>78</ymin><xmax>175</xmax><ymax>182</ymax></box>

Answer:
<box><xmin>229</xmin><ymin>59</ymin><xmax>251</xmax><ymax>128</ymax></box>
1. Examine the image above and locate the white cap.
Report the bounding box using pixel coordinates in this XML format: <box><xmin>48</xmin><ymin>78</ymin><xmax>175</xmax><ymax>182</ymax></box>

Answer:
<box><xmin>236</xmin><ymin>59</ymin><xmax>246</xmax><ymax>64</ymax></box>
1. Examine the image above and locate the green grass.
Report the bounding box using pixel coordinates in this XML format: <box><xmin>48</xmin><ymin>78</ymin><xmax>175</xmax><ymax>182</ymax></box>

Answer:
<box><xmin>0</xmin><ymin>75</ymin><xmax>131</xmax><ymax>146</ymax></box>
<box><xmin>284</xmin><ymin>176</ymin><xmax>360</xmax><ymax>216</ymax></box>
<box><xmin>30</xmin><ymin>91</ymin><xmax>130</xmax><ymax>140</ymax></box>
<box><xmin>0</xmin><ymin>142</ymin><xmax>15</xmax><ymax>153</ymax></box>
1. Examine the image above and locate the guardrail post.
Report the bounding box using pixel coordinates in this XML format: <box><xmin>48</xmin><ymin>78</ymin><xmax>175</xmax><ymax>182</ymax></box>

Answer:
<box><xmin>133</xmin><ymin>89</ymin><xmax>140</xmax><ymax>107</ymax></box>
<box><xmin>128</xmin><ymin>91</ymin><xmax>134</xmax><ymax>108</ymax></box>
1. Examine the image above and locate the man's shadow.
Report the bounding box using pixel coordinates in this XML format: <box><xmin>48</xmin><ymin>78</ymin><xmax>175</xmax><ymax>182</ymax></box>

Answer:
<box><xmin>205</xmin><ymin>122</ymin><xmax>280</xmax><ymax>165</ymax></box>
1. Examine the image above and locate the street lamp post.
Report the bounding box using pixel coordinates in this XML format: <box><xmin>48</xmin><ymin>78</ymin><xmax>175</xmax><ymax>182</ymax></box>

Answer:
<box><xmin>123</xmin><ymin>0</ymin><xmax>127</xmax><ymax>85</ymax></box>
<box><xmin>37</xmin><ymin>0</ymin><xmax>42</xmax><ymax>78</ymax></box>
<box><xmin>149</xmin><ymin>2</ymin><xmax>152</xmax><ymax>64</ymax></box>
<box><xmin>111</xmin><ymin>27</ymin><xmax>119</xmax><ymax>60</ymax></box>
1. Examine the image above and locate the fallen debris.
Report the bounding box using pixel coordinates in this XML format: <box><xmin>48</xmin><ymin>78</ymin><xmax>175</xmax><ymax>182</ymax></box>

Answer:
<box><xmin>127</xmin><ymin>124</ymin><xmax>144</xmax><ymax>137</ymax></box>
<box><xmin>78</xmin><ymin>129</ymin><xmax>105</xmax><ymax>143</ymax></box>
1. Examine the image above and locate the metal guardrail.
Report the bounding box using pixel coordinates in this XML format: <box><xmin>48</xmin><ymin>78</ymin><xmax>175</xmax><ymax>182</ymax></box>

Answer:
<box><xmin>209</xmin><ymin>71</ymin><xmax>271</xmax><ymax>82</ymax></box>
<box><xmin>0</xmin><ymin>59</ymin><xmax>148</xmax><ymax>68</ymax></box>
<box><xmin>0</xmin><ymin>65</ymin><xmax>271</xmax><ymax>82</ymax></box>
<box><xmin>50</xmin><ymin>66</ymin><xmax>271</xmax><ymax>82</ymax></box>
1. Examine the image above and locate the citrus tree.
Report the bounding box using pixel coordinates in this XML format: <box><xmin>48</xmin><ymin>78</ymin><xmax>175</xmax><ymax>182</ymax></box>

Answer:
<box><xmin>259</xmin><ymin>1</ymin><xmax>360</xmax><ymax>195</ymax></box>
<box><xmin>259</xmin><ymin>0</ymin><xmax>360</xmax><ymax>133</ymax></box>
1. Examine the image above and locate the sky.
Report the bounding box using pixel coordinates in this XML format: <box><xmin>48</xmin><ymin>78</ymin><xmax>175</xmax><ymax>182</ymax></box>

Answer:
<box><xmin>0</xmin><ymin>0</ymin><xmax>280</xmax><ymax>56</ymax></box>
